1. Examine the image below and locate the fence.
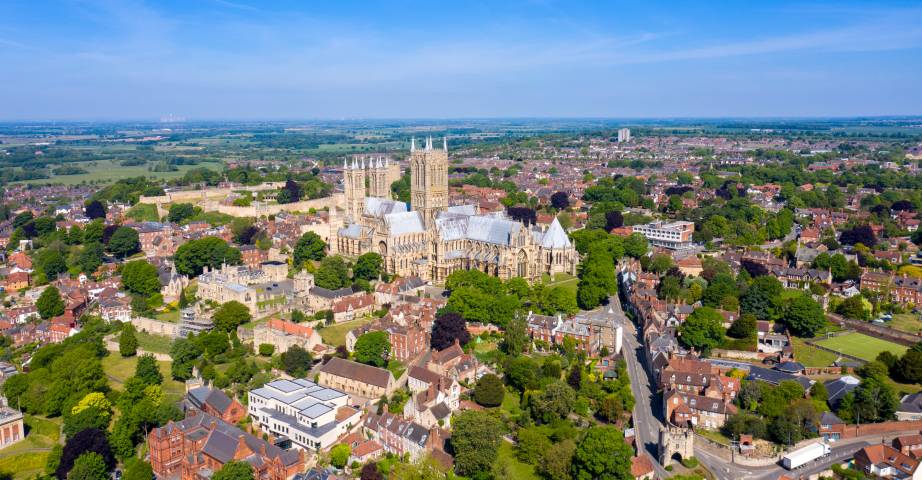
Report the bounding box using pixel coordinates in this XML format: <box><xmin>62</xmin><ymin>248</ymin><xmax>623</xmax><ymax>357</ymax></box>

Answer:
<box><xmin>802</xmin><ymin>339</ymin><xmax>868</xmax><ymax>365</ymax></box>
<box><xmin>827</xmin><ymin>313</ymin><xmax>922</xmax><ymax>347</ymax></box>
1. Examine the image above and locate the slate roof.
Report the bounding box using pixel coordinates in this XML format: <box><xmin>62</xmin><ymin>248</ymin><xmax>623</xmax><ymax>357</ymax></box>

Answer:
<box><xmin>899</xmin><ymin>392</ymin><xmax>922</xmax><ymax>414</ymax></box>
<box><xmin>747</xmin><ymin>365</ymin><xmax>813</xmax><ymax>389</ymax></box>
<box><xmin>320</xmin><ymin>357</ymin><xmax>393</xmax><ymax>388</ymax></box>
<box><xmin>187</xmin><ymin>387</ymin><xmax>233</xmax><ymax>414</ymax></box>
<box><xmin>824</xmin><ymin>375</ymin><xmax>860</xmax><ymax>409</ymax></box>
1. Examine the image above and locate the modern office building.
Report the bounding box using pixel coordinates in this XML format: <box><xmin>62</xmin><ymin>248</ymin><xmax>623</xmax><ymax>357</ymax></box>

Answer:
<box><xmin>630</xmin><ymin>221</ymin><xmax>695</xmax><ymax>250</ymax></box>
<box><xmin>248</xmin><ymin>379</ymin><xmax>361</xmax><ymax>452</ymax></box>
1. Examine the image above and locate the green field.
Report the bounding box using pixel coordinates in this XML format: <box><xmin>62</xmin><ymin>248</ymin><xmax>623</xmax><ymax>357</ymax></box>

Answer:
<box><xmin>0</xmin><ymin>415</ymin><xmax>61</xmax><ymax>480</ymax></box>
<box><xmin>493</xmin><ymin>440</ymin><xmax>540</xmax><ymax>480</ymax></box>
<box><xmin>890</xmin><ymin>314</ymin><xmax>922</xmax><ymax>335</ymax></box>
<box><xmin>136</xmin><ymin>331</ymin><xmax>174</xmax><ymax>354</ymax></box>
<box><xmin>318</xmin><ymin>316</ymin><xmax>376</xmax><ymax>347</ymax></box>
<box><xmin>15</xmin><ymin>158</ymin><xmax>224</xmax><ymax>186</ymax></box>
<box><xmin>815</xmin><ymin>332</ymin><xmax>908</xmax><ymax>361</ymax></box>
<box><xmin>792</xmin><ymin>337</ymin><xmax>838</xmax><ymax>367</ymax></box>
<box><xmin>101</xmin><ymin>354</ymin><xmax>185</xmax><ymax>401</ymax></box>
<box><xmin>544</xmin><ymin>273</ymin><xmax>578</xmax><ymax>295</ymax></box>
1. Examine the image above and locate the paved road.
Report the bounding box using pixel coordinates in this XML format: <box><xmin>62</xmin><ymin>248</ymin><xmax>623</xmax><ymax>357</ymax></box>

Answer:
<box><xmin>612</xmin><ymin>290</ymin><xmax>892</xmax><ymax>480</ymax></box>
<box><xmin>611</xmin><ymin>294</ymin><xmax>671</xmax><ymax>479</ymax></box>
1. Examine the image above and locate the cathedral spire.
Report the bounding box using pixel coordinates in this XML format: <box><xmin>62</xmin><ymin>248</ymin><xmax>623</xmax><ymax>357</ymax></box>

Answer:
<box><xmin>343</xmin><ymin>159</ymin><xmax>348</xmax><ymax>170</ymax></box>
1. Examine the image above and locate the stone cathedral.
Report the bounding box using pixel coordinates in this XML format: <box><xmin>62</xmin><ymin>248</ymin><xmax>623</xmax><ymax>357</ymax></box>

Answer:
<box><xmin>329</xmin><ymin>137</ymin><xmax>578</xmax><ymax>283</ymax></box>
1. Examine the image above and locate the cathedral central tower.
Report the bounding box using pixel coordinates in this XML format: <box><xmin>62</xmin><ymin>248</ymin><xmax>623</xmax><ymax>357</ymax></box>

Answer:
<box><xmin>409</xmin><ymin>136</ymin><xmax>449</xmax><ymax>228</ymax></box>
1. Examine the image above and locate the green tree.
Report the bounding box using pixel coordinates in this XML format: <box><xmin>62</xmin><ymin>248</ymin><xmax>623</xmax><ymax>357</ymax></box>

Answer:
<box><xmin>174</xmin><ymin>237</ymin><xmax>242</xmax><ymax>277</ymax></box>
<box><xmin>120</xmin><ymin>260</ymin><xmax>161</xmax><ymax>297</ymax></box>
<box><xmin>135</xmin><ymin>354</ymin><xmax>163</xmax><ymax>386</ymax></box>
<box><xmin>122</xmin><ymin>458</ymin><xmax>153</xmax><ymax>480</ymax></box>
<box><xmin>727</xmin><ymin>313</ymin><xmax>757</xmax><ymax>339</ymax></box>
<box><xmin>78</xmin><ymin>242</ymin><xmax>105</xmax><ymax>275</ymax></box>
<box><xmin>678</xmin><ymin>307</ymin><xmax>726</xmax><ymax>355</ymax></box>
<box><xmin>107</xmin><ymin>226</ymin><xmax>140</xmax><ymax>258</ymax></box>
<box><xmin>315</xmin><ymin>255</ymin><xmax>350</xmax><ymax>290</ymax></box>
<box><xmin>212</xmin><ymin>461</ymin><xmax>254</xmax><ymax>480</ymax></box>
<box><xmin>169</xmin><ymin>338</ymin><xmax>203</xmax><ymax>381</ymax></box>
<box><xmin>502</xmin><ymin>314</ymin><xmax>529</xmax><ymax>355</ymax></box>
<box><xmin>167</xmin><ymin>203</ymin><xmax>196</xmax><ymax>224</ymax></box>
<box><xmin>35</xmin><ymin>249</ymin><xmax>68</xmax><ymax>279</ymax></box>
<box><xmin>329</xmin><ymin>444</ymin><xmax>351</xmax><ymax>469</ymax></box>
<box><xmin>571</xmin><ymin>426</ymin><xmax>633</xmax><ymax>480</ymax></box>
<box><xmin>119</xmin><ymin>324</ymin><xmax>138</xmax><ymax>357</ymax></box>
<box><xmin>741</xmin><ymin>275</ymin><xmax>784</xmax><ymax>320</ymax></box>
<box><xmin>837</xmin><ymin>294</ymin><xmax>870</xmax><ymax>320</ymax></box>
<box><xmin>37</xmin><ymin>285</ymin><xmax>65</xmax><ymax>319</ymax></box>
<box><xmin>783</xmin><ymin>294</ymin><xmax>826</xmax><ymax>337</ymax></box>
<box><xmin>212</xmin><ymin>301</ymin><xmax>251</xmax><ymax>332</ymax></box>
<box><xmin>353</xmin><ymin>252</ymin><xmax>383</xmax><ymax>281</ymax></box>
<box><xmin>280</xmin><ymin>345</ymin><xmax>312</xmax><ymax>377</ymax></box>
<box><xmin>450</xmin><ymin>410</ymin><xmax>503</xmax><ymax>478</ymax></box>
<box><xmin>473</xmin><ymin>374</ymin><xmax>505</xmax><ymax>407</ymax></box>
<box><xmin>67</xmin><ymin>452</ymin><xmax>109</xmax><ymax>480</ymax></box>
<box><xmin>353</xmin><ymin>331</ymin><xmax>391</xmax><ymax>367</ymax></box>
<box><xmin>530</xmin><ymin>381</ymin><xmax>576</xmax><ymax>423</ymax></box>
<box><xmin>292</xmin><ymin>232</ymin><xmax>327</xmax><ymax>268</ymax></box>
<box><xmin>539</xmin><ymin>439</ymin><xmax>576</xmax><ymax>480</ymax></box>
<box><xmin>516</xmin><ymin>427</ymin><xmax>552</xmax><ymax>465</ymax></box>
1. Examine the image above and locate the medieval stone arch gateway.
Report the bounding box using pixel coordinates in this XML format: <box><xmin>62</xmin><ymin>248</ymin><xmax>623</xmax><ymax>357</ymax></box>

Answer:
<box><xmin>329</xmin><ymin>139</ymin><xmax>579</xmax><ymax>283</ymax></box>
<box><xmin>659</xmin><ymin>425</ymin><xmax>694</xmax><ymax>466</ymax></box>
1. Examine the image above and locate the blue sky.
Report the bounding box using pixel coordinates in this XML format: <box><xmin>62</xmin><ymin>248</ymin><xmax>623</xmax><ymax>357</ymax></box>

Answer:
<box><xmin>1</xmin><ymin>0</ymin><xmax>921</xmax><ymax>120</ymax></box>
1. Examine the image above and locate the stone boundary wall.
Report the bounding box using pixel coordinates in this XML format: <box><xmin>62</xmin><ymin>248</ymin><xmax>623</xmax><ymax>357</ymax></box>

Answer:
<box><xmin>131</xmin><ymin>316</ymin><xmax>180</xmax><ymax>337</ymax></box>
<box><xmin>711</xmin><ymin>349</ymin><xmax>764</xmax><ymax>361</ymax></box>
<box><xmin>841</xmin><ymin>420</ymin><xmax>922</xmax><ymax>439</ymax></box>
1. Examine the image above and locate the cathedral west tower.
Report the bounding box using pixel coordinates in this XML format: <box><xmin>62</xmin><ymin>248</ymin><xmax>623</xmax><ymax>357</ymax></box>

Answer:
<box><xmin>410</xmin><ymin>136</ymin><xmax>449</xmax><ymax>228</ymax></box>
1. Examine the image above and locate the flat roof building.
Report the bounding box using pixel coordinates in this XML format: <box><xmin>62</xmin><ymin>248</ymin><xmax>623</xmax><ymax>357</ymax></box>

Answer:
<box><xmin>631</xmin><ymin>221</ymin><xmax>695</xmax><ymax>250</ymax></box>
<box><xmin>248</xmin><ymin>378</ymin><xmax>361</xmax><ymax>452</ymax></box>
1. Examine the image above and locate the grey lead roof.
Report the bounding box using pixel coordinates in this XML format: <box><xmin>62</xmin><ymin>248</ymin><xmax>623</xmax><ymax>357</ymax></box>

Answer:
<box><xmin>364</xmin><ymin>198</ymin><xmax>408</xmax><ymax>218</ymax></box>
<box><xmin>540</xmin><ymin>218</ymin><xmax>572</xmax><ymax>249</ymax></box>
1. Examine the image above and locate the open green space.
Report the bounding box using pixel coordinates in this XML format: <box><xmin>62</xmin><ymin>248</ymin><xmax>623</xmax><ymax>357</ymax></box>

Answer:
<box><xmin>15</xmin><ymin>158</ymin><xmax>224</xmax><ymax>186</ymax></box>
<box><xmin>101</xmin><ymin>355</ymin><xmax>185</xmax><ymax>401</ymax></box>
<box><xmin>493</xmin><ymin>440</ymin><xmax>540</xmax><ymax>480</ymax></box>
<box><xmin>544</xmin><ymin>273</ymin><xmax>579</xmax><ymax>295</ymax></box>
<box><xmin>890</xmin><ymin>314</ymin><xmax>922</xmax><ymax>335</ymax></box>
<box><xmin>792</xmin><ymin>337</ymin><xmax>838</xmax><ymax>367</ymax></box>
<box><xmin>695</xmin><ymin>428</ymin><xmax>731</xmax><ymax>446</ymax></box>
<box><xmin>154</xmin><ymin>310</ymin><xmax>181</xmax><ymax>323</ymax></box>
<box><xmin>318</xmin><ymin>316</ymin><xmax>376</xmax><ymax>347</ymax></box>
<box><xmin>815</xmin><ymin>332</ymin><xmax>907</xmax><ymax>362</ymax></box>
<box><xmin>0</xmin><ymin>415</ymin><xmax>61</xmax><ymax>480</ymax></box>
<box><xmin>136</xmin><ymin>331</ymin><xmax>174</xmax><ymax>354</ymax></box>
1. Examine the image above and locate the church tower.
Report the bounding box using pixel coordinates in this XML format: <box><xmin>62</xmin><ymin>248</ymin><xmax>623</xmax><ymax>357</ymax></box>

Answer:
<box><xmin>343</xmin><ymin>158</ymin><xmax>366</xmax><ymax>220</ymax></box>
<box><xmin>410</xmin><ymin>136</ymin><xmax>449</xmax><ymax>228</ymax></box>
<box><xmin>367</xmin><ymin>157</ymin><xmax>390</xmax><ymax>198</ymax></box>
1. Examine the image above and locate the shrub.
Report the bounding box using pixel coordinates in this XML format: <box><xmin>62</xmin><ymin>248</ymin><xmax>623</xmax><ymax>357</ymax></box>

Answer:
<box><xmin>258</xmin><ymin>344</ymin><xmax>275</xmax><ymax>356</ymax></box>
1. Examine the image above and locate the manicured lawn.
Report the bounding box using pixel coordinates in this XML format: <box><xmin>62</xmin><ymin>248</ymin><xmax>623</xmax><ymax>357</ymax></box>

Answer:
<box><xmin>155</xmin><ymin>310</ymin><xmax>181</xmax><ymax>323</ymax></box>
<box><xmin>890</xmin><ymin>314</ymin><xmax>922</xmax><ymax>335</ymax></box>
<box><xmin>101</xmin><ymin>355</ymin><xmax>186</xmax><ymax>401</ymax></box>
<box><xmin>0</xmin><ymin>451</ymin><xmax>48</xmax><ymax>479</ymax></box>
<box><xmin>0</xmin><ymin>415</ymin><xmax>61</xmax><ymax>480</ymax></box>
<box><xmin>494</xmin><ymin>440</ymin><xmax>540</xmax><ymax>480</ymax></box>
<box><xmin>545</xmin><ymin>273</ymin><xmax>578</xmax><ymax>295</ymax></box>
<box><xmin>136</xmin><ymin>331</ymin><xmax>173</xmax><ymax>354</ymax></box>
<box><xmin>318</xmin><ymin>317</ymin><xmax>375</xmax><ymax>347</ymax></box>
<box><xmin>791</xmin><ymin>337</ymin><xmax>838</xmax><ymax>367</ymax></box>
<box><xmin>500</xmin><ymin>389</ymin><xmax>521</xmax><ymax>415</ymax></box>
<box><xmin>15</xmin><ymin>158</ymin><xmax>224</xmax><ymax>186</ymax></box>
<box><xmin>815</xmin><ymin>332</ymin><xmax>908</xmax><ymax>362</ymax></box>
